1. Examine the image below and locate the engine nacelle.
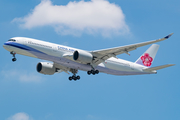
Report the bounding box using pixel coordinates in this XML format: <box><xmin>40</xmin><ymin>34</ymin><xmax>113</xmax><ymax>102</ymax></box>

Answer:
<box><xmin>36</xmin><ymin>62</ymin><xmax>56</xmax><ymax>75</ymax></box>
<box><xmin>73</xmin><ymin>50</ymin><xmax>93</xmax><ymax>64</ymax></box>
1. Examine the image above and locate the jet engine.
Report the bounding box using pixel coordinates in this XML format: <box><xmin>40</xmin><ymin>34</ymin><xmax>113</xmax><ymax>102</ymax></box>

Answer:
<box><xmin>73</xmin><ymin>50</ymin><xmax>93</xmax><ymax>64</ymax></box>
<box><xmin>36</xmin><ymin>62</ymin><xmax>56</xmax><ymax>75</ymax></box>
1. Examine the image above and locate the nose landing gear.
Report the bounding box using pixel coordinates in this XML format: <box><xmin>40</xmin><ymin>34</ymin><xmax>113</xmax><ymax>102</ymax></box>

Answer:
<box><xmin>10</xmin><ymin>51</ymin><xmax>17</xmax><ymax>62</ymax></box>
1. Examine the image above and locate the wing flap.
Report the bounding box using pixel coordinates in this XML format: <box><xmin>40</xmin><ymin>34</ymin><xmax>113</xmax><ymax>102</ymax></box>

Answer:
<box><xmin>54</xmin><ymin>62</ymin><xmax>70</xmax><ymax>74</ymax></box>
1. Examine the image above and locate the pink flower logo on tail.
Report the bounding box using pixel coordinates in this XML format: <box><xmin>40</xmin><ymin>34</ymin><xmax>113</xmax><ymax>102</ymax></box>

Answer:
<box><xmin>141</xmin><ymin>53</ymin><xmax>153</xmax><ymax>67</ymax></box>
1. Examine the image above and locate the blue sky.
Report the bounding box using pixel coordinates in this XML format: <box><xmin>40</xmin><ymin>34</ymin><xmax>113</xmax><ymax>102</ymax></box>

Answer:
<box><xmin>0</xmin><ymin>0</ymin><xmax>179</xmax><ymax>120</ymax></box>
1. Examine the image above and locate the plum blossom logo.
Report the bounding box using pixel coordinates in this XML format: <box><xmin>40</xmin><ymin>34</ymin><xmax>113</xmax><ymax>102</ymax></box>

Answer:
<box><xmin>141</xmin><ymin>53</ymin><xmax>153</xmax><ymax>67</ymax></box>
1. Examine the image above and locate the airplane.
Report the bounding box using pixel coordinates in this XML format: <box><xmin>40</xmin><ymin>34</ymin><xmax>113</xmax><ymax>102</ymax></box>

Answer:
<box><xmin>3</xmin><ymin>33</ymin><xmax>174</xmax><ymax>81</ymax></box>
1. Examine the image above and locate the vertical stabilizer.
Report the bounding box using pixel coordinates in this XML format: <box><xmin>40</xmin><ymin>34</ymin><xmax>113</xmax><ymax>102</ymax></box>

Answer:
<box><xmin>135</xmin><ymin>44</ymin><xmax>159</xmax><ymax>67</ymax></box>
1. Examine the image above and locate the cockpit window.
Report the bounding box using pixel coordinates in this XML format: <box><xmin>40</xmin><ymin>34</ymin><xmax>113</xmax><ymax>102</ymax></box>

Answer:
<box><xmin>8</xmin><ymin>39</ymin><xmax>16</xmax><ymax>42</ymax></box>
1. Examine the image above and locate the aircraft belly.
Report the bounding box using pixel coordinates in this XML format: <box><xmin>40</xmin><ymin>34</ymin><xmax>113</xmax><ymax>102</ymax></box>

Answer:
<box><xmin>27</xmin><ymin>51</ymin><xmax>148</xmax><ymax>75</ymax></box>
<box><xmin>104</xmin><ymin>60</ymin><xmax>132</xmax><ymax>72</ymax></box>
<box><xmin>32</xmin><ymin>51</ymin><xmax>92</xmax><ymax>71</ymax></box>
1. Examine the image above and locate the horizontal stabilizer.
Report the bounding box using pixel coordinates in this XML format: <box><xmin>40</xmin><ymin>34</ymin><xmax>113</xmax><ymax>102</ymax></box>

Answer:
<box><xmin>143</xmin><ymin>64</ymin><xmax>175</xmax><ymax>72</ymax></box>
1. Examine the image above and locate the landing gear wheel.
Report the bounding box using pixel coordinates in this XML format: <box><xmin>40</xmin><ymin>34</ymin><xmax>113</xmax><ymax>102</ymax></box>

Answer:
<box><xmin>87</xmin><ymin>69</ymin><xmax>99</xmax><ymax>75</ymax></box>
<box><xmin>92</xmin><ymin>71</ymin><xmax>96</xmax><ymax>75</ymax></box>
<box><xmin>72</xmin><ymin>75</ymin><xmax>76</xmax><ymax>80</ymax></box>
<box><xmin>77</xmin><ymin>76</ymin><xmax>80</xmax><ymax>80</ymax></box>
<box><xmin>10</xmin><ymin>51</ymin><xmax>17</xmax><ymax>62</ymax></box>
<box><xmin>95</xmin><ymin>70</ymin><xmax>99</xmax><ymax>74</ymax></box>
<box><xmin>68</xmin><ymin>75</ymin><xmax>80</xmax><ymax>81</ymax></box>
<box><xmin>69</xmin><ymin>77</ymin><xmax>72</xmax><ymax>81</ymax></box>
<box><xmin>68</xmin><ymin>69</ymin><xmax>80</xmax><ymax>81</ymax></box>
<box><xmin>12</xmin><ymin>58</ymin><xmax>17</xmax><ymax>62</ymax></box>
<box><xmin>87</xmin><ymin>71</ymin><xmax>91</xmax><ymax>75</ymax></box>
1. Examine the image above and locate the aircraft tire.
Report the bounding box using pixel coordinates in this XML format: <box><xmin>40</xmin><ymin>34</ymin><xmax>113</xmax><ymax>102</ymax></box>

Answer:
<box><xmin>95</xmin><ymin>70</ymin><xmax>99</xmax><ymax>74</ymax></box>
<box><xmin>69</xmin><ymin>77</ymin><xmax>72</xmax><ymax>81</ymax></box>
<box><xmin>72</xmin><ymin>75</ymin><xmax>76</xmax><ymax>80</ymax></box>
<box><xmin>87</xmin><ymin>71</ymin><xmax>91</xmax><ymax>75</ymax></box>
<box><xmin>12</xmin><ymin>58</ymin><xmax>16</xmax><ymax>62</ymax></box>
<box><xmin>77</xmin><ymin>76</ymin><xmax>80</xmax><ymax>80</ymax></box>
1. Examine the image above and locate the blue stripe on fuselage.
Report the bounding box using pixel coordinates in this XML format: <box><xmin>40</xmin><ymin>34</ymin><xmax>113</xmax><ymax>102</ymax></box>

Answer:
<box><xmin>4</xmin><ymin>42</ymin><xmax>46</xmax><ymax>54</ymax></box>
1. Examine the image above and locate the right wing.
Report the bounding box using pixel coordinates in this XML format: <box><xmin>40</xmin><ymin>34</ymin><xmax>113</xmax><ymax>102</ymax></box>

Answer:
<box><xmin>91</xmin><ymin>33</ymin><xmax>173</xmax><ymax>65</ymax></box>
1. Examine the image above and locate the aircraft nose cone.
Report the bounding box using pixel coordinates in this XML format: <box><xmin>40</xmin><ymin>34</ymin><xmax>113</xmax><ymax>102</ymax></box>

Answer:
<box><xmin>3</xmin><ymin>42</ymin><xmax>9</xmax><ymax>49</ymax></box>
<box><xmin>3</xmin><ymin>44</ymin><xmax>6</xmax><ymax>48</ymax></box>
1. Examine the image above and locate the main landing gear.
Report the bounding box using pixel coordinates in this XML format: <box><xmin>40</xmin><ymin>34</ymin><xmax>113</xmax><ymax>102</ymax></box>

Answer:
<box><xmin>86</xmin><ymin>64</ymin><xmax>99</xmax><ymax>75</ymax></box>
<box><xmin>69</xmin><ymin>75</ymin><xmax>80</xmax><ymax>81</ymax></box>
<box><xmin>10</xmin><ymin>51</ymin><xmax>17</xmax><ymax>62</ymax></box>
<box><xmin>69</xmin><ymin>69</ymin><xmax>80</xmax><ymax>81</ymax></box>
<box><xmin>87</xmin><ymin>69</ymin><xmax>99</xmax><ymax>75</ymax></box>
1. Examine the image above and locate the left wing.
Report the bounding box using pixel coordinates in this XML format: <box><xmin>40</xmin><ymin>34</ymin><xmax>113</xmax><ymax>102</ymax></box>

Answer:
<box><xmin>91</xmin><ymin>33</ymin><xmax>173</xmax><ymax>65</ymax></box>
<box><xmin>54</xmin><ymin>62</ymin><xmax>78</xmax><ymax>75</ymax></box>
<box><xmin>54</xmin><ymin>62</ymin><xmax>70</xmax><ymax>74</ymax></box>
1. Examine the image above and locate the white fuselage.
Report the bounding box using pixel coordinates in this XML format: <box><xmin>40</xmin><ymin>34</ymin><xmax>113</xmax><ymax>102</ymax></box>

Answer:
<box><xmin>3</xmin><ymin>37</ymin><xmax>154</xmax><ymax>75</ymax></box>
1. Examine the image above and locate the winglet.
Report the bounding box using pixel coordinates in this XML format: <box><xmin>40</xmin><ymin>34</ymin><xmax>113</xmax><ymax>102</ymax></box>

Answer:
<box><xmin>164</xmin><ymin>33</ymin><xmax>174</xmax><ymax>39</ymax></box>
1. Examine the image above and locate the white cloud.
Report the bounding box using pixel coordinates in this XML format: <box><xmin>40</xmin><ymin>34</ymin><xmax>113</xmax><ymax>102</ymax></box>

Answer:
<box><xmin>19</xmin><ymin>74</ymin><xmax>42</xmax><ymax>82</ymax></box>
<box><xmin>13</xmin><ymin>0</ymin><xmax>129</xmax><ymax>37</ymax></box>
<box><xmin>7</xmin><ymin>113</ymin><xmax>32</xmax><ymax>120</ymax></box>
<box><xmin>1</xmin><ymin>70</ymin><xmax>42</xmax><ymax>83</ymax></box>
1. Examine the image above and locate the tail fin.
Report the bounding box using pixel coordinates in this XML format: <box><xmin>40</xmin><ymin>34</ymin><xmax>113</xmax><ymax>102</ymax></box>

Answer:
<box><xmin>135</xmin><ymin>44</ymin><xmax>159</xmax><ymax>67</ymax></box>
